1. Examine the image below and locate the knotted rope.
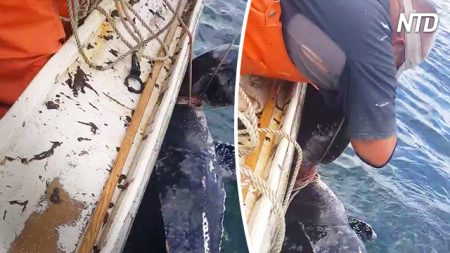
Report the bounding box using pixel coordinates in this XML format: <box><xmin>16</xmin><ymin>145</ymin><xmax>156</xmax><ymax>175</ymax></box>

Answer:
<box><xmin>66</xmin><ymin>0</ymin><xmax>196</xmax><ymax>103</ymax></box>
<box><xmin>66</xmin><ymin>0</ymin><xmax>181</xmax><ymax>70</ymax></box>
<box><xmin>238</xmin><ymin>84</ymin><xmax>312</xmax><ymax>252</ymax></box>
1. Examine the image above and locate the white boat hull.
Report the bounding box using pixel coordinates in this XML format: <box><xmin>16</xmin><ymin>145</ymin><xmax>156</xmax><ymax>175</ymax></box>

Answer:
<box><xmin>0</xmin><ymin>0</ymin><xmax>203</xmax><ymax>252</ymax></box>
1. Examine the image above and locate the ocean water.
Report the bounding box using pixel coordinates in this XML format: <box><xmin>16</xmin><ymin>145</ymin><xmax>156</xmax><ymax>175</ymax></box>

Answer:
<box><xmin>320</xmin><ymin>1</ymin><xmax>450</xmax><ymax>252</ymax></box>
<box><xmin>124</xmin><ymin>1</ymin><xmax>247</xmax><ymax>252</ymax></box>
<box><xmin>195</xmin><ymin>0</ymin><xmax>248</xmax><ymax>252</ymax></box>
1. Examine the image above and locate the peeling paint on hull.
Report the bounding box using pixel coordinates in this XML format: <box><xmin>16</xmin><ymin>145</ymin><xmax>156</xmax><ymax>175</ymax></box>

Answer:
<box><xmin>0</xmin><ymin>0</ymin><xmax>190</xmax><ymax>252</ymax></box>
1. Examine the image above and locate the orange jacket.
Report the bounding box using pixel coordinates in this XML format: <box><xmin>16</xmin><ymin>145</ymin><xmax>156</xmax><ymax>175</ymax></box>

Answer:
<box><xmin>0</xmin><ymin>0</ymin><xmax>68</xmax><ymax>118</ymax></box>
<box><xmin>240</xmin><ymin>0</ymin><xmax>309</xmax><ymax>83</ymax></box>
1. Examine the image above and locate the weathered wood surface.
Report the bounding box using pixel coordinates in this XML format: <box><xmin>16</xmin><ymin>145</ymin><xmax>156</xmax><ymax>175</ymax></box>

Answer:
<box><xmin>0</xmin><ymin>0</ymin><xmax>199</xmax><ymax>252</ymax></box>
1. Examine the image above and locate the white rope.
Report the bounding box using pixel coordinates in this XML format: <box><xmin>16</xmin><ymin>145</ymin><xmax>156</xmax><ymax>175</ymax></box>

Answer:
<box><xmin>67</xmin><ymin>0</ymin><xmax>177</xmax><ymax>71</ymax></box>
<box><xmin>68</xmin><ymin>0</ymin><xmax>197</xmax><ymax>109</ymax></box>
<box><xmin>237</xmin><ymin>87</ymin><xmax>259</xmax><ymax>155</ymax></box>
<box><xmin>238</xmin><ymin>85</ymin><xmax>313</xmax><ymax>253</ymax></box>
<box><xmin>239</xmin><ymin>164</ymin><xmax>286</xmax><ymax>253</ymax></box>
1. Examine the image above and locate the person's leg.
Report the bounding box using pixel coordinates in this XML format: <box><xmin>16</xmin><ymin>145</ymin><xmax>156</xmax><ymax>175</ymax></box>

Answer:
<box><xmin>0</xmin><ymin>0</ymin><xmax>65</xmax><ymax>118</ymax></box>
<box><xmin>280</xmin><ymin>1</ymin><xmax>347</xmax><ymax>91</ymax></box>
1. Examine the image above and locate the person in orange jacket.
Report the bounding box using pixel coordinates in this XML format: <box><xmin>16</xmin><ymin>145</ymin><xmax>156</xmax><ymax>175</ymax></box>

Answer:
<box><xmin>241</xmin><ymin>0</ymin><xmax>438</xmax><ymax>169</ymax></box>
<box><xmin>0</xmin><ymin>0</ymin><xmax>71</xmax><ymax>118</ymax></box>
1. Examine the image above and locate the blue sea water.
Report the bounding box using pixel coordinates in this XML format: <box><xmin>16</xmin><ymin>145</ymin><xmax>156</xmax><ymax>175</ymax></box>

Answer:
<box><xmin>321</xmin><ymin>2</ymin><xmax>450</xmax><ymax>252</ymax></box>
<box><xmin>124</xmin><ymin>1</ymin><xmax>247</xmax><ymax>252</ymax></box>
<box><xmin>195</xmin><ymin>0</ymin><xmax>248</xmax><ymax>252</ymax></box>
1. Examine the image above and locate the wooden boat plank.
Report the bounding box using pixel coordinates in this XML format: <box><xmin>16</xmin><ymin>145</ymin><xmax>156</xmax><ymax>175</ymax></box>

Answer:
<box><xmin>98</xmin><ymin>1</ymin><xmax>204</xmax><ymax>251</ymax></box>
<box><xmin>244</xmin><ymin>85</ymin><xmax>285</xmax><ymax>224</ymax></box>
<box><xmin>0</xmin><ymin>0</ymin><xmax>187</xmax><ymax>252</ymax></box>
<box><xmin>248</xmin><ymin>84</ymin><xmax>306</xmax><ymax>253</ymax></box>
<box><xmin>242</xmin><ymin>82</ymin><xmax>277</xmax><ymax>200</ymax></box>
<box><xmin>246</xmin><ymin>84</ymin><xmax>294</xmax><ymax>230</ymax></box>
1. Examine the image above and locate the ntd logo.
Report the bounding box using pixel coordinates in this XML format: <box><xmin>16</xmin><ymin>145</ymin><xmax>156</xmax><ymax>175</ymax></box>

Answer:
<box><xmin>397</xmin><ymin>13</ymin><xmax>439</xmax><ymax>33</ymax></box>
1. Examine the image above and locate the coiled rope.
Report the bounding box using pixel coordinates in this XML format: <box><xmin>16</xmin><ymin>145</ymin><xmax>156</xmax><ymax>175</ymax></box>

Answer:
<box><xmin>67</xmin><ymin>0</ymin><xmax>176</xmax><ymax>70</ymax></box>
<box><xmin>67</xmin><ymin>0</ymin><xmax>196</xmax><ymax>103</ymax></box>
<box><xmin>238</xmin><ymin>84</ymin><xmax>312</xmax><ymax>252</ymax></box>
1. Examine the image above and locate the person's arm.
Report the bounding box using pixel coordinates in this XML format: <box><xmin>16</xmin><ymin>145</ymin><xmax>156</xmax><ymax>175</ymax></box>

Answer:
<box><xmin>351</xmin><ymin>135</ymin><xmax>397</xmax><ymax>168</ymax></box>
<box><xmin>333</xmin><ymin>0</ymin><xmax>400</xmax><ymax>168</ymax></box>
<box><xmin>343</xmin><ymin>54</ymin><xmax>398</xmax><ymax>169</ymax></box>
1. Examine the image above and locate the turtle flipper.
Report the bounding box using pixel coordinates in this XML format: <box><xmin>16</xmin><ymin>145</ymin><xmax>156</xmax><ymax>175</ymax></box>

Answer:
<box><xmin>348</xmin><ymin>216</ymin><xmax>377</xmax><ymax>242</ymax></box>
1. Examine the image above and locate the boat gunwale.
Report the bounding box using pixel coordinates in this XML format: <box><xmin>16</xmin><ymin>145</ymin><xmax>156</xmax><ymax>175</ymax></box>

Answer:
<box><xmin>0</xmin><ymin>0</ymin><xmax>202</xmax><ymax>251</ymax></box>
<box><xmin>96</xmin><ymin>0</ymin><xmax>204</xmax><ymax>251</ymax></box>
<box><xmin>238</xmin><ymin>79</ymin><xmax>307</xmax><ymax>253</ymax></box>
